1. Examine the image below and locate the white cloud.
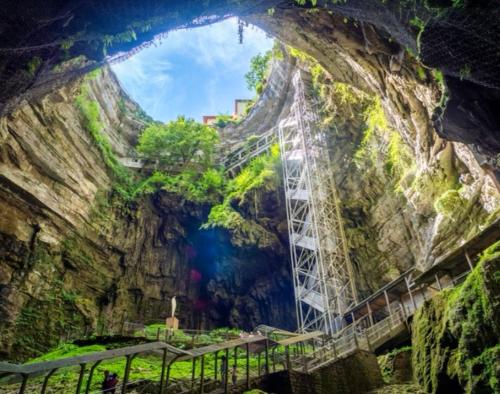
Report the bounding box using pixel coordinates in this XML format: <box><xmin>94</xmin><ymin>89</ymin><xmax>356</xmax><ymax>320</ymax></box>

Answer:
<box><xmin>111</xmin><ymin>17</ymin><xmax>273</xmax><ymax>122</ymax></box>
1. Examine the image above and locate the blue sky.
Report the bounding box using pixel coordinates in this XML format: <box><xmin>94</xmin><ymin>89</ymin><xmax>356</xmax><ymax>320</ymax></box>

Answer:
<box><xmin>111</xmin><ymin>18</ymin><xmax>274</xmax><ymax>123</ymax></box>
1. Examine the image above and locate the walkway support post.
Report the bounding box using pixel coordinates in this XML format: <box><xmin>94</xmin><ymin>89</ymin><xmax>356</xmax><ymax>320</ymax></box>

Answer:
<box><xmin>367</xmin><ymin>302</ymin><xmax>374</xmax><ymax>327</ymax></box>
<box><xmin>285</xmin><ymin>345</ymin><xmax>291</xmax><ymax>370</ymax></box>
<box><xmin>122</xmin><ymin>355</ymin><xmax>133</xmax><ymax>394</ymax></box>
<box><xmin>384</xmin><ymin>290</ymin><xmax>392</xmax><ymax>316</ymax></box>
<box><xmin>435</xmin><ymin>274</ymin><xmax>443</xmax><ymax>291</ymax></box>
<box><xmin>257</xmin><ymin>352</ymin><xmax>261</xmax><ymax>377</ymax></box>
<box><xmin>159</xmin><ymin>348</ymin><xmax>168</xmax><ymax>394</ymax></box>
<box><xmin>200</xmin><ymin>355</ymin><xmax>205</xmax><ymax>394</ymax></box>
<box><xmin>365</xmin><ymin>329</ymin><xmax>371</xmax><ymax>352</ymax></box>
<box><xmin>265</xmin><ymin>339</ymin><xmax>270</xmax><ymax>375</ymax></box>
<box><xmin>18</xmin><ymin>374</ymin><xmax>28</xmax><ymax>394</ymax></box>
<box><xmin>405</xmin><ymin>277</ymin><xmax>417</xmax><ymax>313</ymax></box>
<box><xmin>190</xmin><ymin>357</ymin><xmax>196</xmax><ymax>392</ymax></box>
<box><xmin>465</xmin><ymin>250</ymin><xmax>474</xmax><ymax>271</ymax></box>
<box><xmin>214</xmin><ymin>351</ymin><xmax>218</xmax><ymax>383</ymax></box>
<box><xmin>85</xmin><ymin>361</ymin><xmax>102</xmax><ymax>394</ymax></box>
<box><xmin>246</xmin><ymin>343</ymin><xmax>250</xmax><ymax>390</ymax></box>
<box><xmin>42</xmin><ymin>369</ymin><xmax>58</xmax><ymax>394</ymax></box>
<box><xmin>76</xmin><ymin>363</ymin><xmax>86</xmax><ymax>394</ymax></box>
<box><xmin>224</xmin><ymin>348</ymin><xmax>229</xmax><ymax>394</ymax></box>
<box><xmin>165</xmin><ymin>361</ymin><xmax>173</xmax><ymax>391</ymax></box>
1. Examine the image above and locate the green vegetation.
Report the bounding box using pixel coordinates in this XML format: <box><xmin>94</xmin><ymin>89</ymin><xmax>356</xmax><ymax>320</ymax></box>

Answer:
<box><xmin>204</xmin><ymin>144</ymin><xmax>280</xmax><ymax>230</ymax></box>
<box><xmin>385</xmin><ymin>131</ymin><xmax>414</xmax><ymax>182</ymax></box>
<box><xmin>434</xmin><ymin>189</ymin><xmax>466</xmax><ymax>218</ymax></box>
<box><xmin>353</xmin><ymin>96</ymin><xmax>389</xmax><ymax>166</ymax></box>
<box><xmin>133</xmin><ymin>117</ymin><xmax>224</xmax><ymax>204</ymax></box>
<box><xmin>75</xmin><ymin>74</ymin><xmax>135</xmax><ymax>201</ymax></box>
<box><xmin>378</xmin><ymin>346</ymin><xmax>412</xmax><ymax>384</ymax></box>
<box><xmin>214</xmin><ymin>114</ymin><xmax>239</xmax><ymax>128</ymax></box>
<box><xmin>135</xmin><ymin>169</ymin><xmax>226</xmax><ymax>204</ymax></box>
<box><xmin>26</xmin><ymin>57</ymin><xmax>42</xmax><ymax>76</ymax></box>
<box><xmin>245</xmin><ymin>51</ymin><xmax>272</xmax><ymax>94</ymax></box>
<box><xmin>10</xmin><ymin>327</ymin><xmax>279</xmax><ymax>393</ymax></box>
<box><xmin>412</xmin><ymin>241</ymin><xmax>500</xmax><ymax>393</ymax></box>
<box><xmin>137</xmin><ymin>117</ymin><xmax>218</xmax><ymax>170</ymax></box>
<box><xmin>11</xmin><ymin>248</ymin><xmax>89</xmax><ymax>360</ymax></box>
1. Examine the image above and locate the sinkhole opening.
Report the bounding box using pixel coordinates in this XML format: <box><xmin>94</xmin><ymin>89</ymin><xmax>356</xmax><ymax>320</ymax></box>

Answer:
<box><xmin>110</xmin><ymin>17</ymin><xmax>274</xmax><ymax>124</ymax></box>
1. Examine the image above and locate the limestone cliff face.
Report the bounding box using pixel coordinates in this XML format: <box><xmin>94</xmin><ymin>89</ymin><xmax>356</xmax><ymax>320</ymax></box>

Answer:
<box><xmin>0</xmin><ymin>67</ymin><xmax>294</xmax><ymax>360</ymax></box>
<box><xmin>0</xmin><ymin>67</ymin><xmax>197</xmax><ymax>359</ymax></box>
<box><xmin>291</xmin><ymin>60</ymin><xmax>499</xmax><ymax>296</ymax></box>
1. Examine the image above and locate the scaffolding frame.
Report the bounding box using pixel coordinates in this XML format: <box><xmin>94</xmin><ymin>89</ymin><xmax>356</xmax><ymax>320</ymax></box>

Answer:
<box><xmin>278</xmin><ymin>71</ymin><xmax>358</xmax><ymax>335</ymax></box>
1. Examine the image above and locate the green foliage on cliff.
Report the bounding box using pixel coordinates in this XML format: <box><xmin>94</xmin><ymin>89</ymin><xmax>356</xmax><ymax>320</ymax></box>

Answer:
<box><xmin>215</xmin><ymin>113</ymin><xmax>239</xmax><ymax>128</ymax></box>
<box><xmin>412</xmin><ymin>241</ymin><xmax>500</xmax><ymax>393</ymax></box>
<box><xmin>385</xmin><ymin>130</ymin><xmax>413</xmax><ymax>182</ymax></box>
<box><xmin>378</xmin><ymin>346</ymin><xmax>412</xmax><ymax>384</ymax></box>
<box><xmin>131</xmin><ymin>117</ymin><xmax>226</xmax><ymax>203</ymax></box>
<box><xmin>204</xmin><ymin>144</ymin><xmax>280</xmax><ymax>230</ymax></box>
<box><xmin>245</xmin><ymin>51</ymin><xmax>272</xmax><ymax>93</ymax></box>
<box><xmin>75</xmin><ymin>79</ymin><xmax>134</xmax><ymax>201</ymax></box>
<box><xmin>354</xmin><ymin>96</ymin><xmax>389</xmax><ymax>165</ymax></box>
<box><xmin>26</xmin><ymin>56</ymin><xmax>42</xmax><ymax>76</ymax></box>
<box><xmin>135</xmin><ymin>168</ymin><xmax>226</xmax><ymax>204</ymax></box>
<box><xmin>137</xmin><ymin>117</ymin><xmax>219</xmax><ymax>170</ymax></box>
<box><xmin>434</xmin><ymin>188</ymin><xmax>466</xmax><ymax>218</ymax></box>
<box><xmin>11</xmin><ymin>248</ymin><xmax>89</xmax><ymax>360</ymax></box>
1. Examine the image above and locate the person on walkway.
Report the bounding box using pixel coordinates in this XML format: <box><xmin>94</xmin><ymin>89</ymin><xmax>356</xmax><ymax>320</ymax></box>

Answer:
<box><xmin>108</xmin><ymin>373</ymin><xmax>118</xmax><ymax>393</ymax></box>
<box><xmin>231</xmin><ymin>364</ymin><xmax>238</xmax><ymax>387</ymax></box>
<box><xmin>101</xmin><ymin>370</ymin><xmax>118</xmax><ymax>393</ymax></box>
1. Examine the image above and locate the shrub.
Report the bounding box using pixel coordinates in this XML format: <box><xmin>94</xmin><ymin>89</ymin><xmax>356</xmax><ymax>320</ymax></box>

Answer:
<box><xmin>244</xmin><ymin>51</ymin><xmax>272</xmax><ymax>93</ymax></box>
<box><xmin>434</xmin><ymin>189</ymin><xmax>466</xmax><ymax>218</ymax></box>
<box><xmin>137</xmin><ymin>116</ymin><xmax>219</xmax><ymax>170</ymax></box>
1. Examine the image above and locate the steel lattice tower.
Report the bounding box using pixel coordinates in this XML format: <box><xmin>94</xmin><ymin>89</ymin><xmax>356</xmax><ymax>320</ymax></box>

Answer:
<box><xmin>278</xmin><ymin>71</ymin><xmax>358</xmax><ymax>334</ymax></box>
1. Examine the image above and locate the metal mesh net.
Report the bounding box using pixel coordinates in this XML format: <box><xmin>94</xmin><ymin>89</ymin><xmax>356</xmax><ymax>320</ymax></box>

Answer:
<box><xmin>420</xmin><ymin>6</ymin><xmax>500</xmax><ymax>89</ymax></box>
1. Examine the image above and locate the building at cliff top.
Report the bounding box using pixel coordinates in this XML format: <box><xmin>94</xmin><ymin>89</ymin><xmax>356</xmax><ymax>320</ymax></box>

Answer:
<box><xmin>202</xmin><ymin>99</ymin><xmax>252</xmax><ymax>125</ymax></box>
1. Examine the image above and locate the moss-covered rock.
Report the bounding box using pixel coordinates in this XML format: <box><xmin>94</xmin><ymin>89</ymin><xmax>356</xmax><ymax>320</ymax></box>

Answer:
<box><xmin>412</xmin><ymin>241</ymin><xmax>500</xmax><ymax>393</ymax></box>
<box><xmin>378</xmin><ymin>346</ymin><xmax>413</xmax><ymax>384</ymax></box>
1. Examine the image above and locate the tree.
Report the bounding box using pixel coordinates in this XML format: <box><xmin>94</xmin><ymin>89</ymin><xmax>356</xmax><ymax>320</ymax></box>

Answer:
<box><xmin>244</xmin><ymin>51</ymin><xmax>272</xmax><ymax>92</ymax></box>
<box><xmin>137</xmin><ymin>116</ymin><xmax>219</xmax><ymax>170</ymax></box>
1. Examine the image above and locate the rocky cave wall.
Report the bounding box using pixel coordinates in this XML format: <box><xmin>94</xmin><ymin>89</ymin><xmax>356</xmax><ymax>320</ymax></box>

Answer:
<box><xmin>0</xmin><ymin>66</ymin><xmax>294</xmax><ymax>360</ymax></box>
<box><xmin>246</xmin><ymin>9</ymin><xmax>499</xmax><ymax>296</ymax></box>
<box><xmin>0</xmin><ymin>0</ymin><xmax>499</xmax><ymax>362</ymax></box>
<box><xmin>1</xmin><ymin>0</ymin><xmax>499</xmax><ymax>166</ymax></box>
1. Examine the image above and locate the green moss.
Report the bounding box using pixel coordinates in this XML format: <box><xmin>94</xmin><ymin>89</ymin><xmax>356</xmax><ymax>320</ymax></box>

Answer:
<box><xmin>385</xmin><ymin>131</ymin><xmax>413</xmax><ymax>183</ymax></box>
<box><xmin>28</xmin><ymin>343</ymin><xmax>107</xmax><ymax>363</ymax></box>
<box><xmin>26</xmin><ymin>56</ymin><xmax>42</xmax><ymax>76</ymax></box>
<box><xmin>204</xmin><ymin>144</ymin><xmax>280</xmax><ymax>232</ymax></box>
<box><xmin>10</xmin><ymin>328</ymin><xmax>272</xmax><ymax>393</ymax></box>
<box><xmin>378</xmin><ymin>346</ymin><xmax>412</xmax><ymax>384</ymax></box>
<box><xmin>353</xmin><ymin>96</ymin><xmax>389</xmax><ymax>167</ymax></box>
<box><xmin>412</xmin><ymin>242</ymin><xmax>500</xmax><ymax>393</ymax></box>
<box><xmin>11</xmin><ymin>251</ymin><xmax>89</xmax><ymax>361</ymax></box>
<box><xmin>287</xmin><ymin>46</ymin><xmax>316</xmax><ymax>63</ymax></box>
<box><xmin>75</xmin><ymin>83</ymin><xmax>134</xmax><ymax>200</ymax></box>
<box><xmin>434</xmin><ymin>189</ymin><xmax>467</xmax><ymax>218</ymax></box>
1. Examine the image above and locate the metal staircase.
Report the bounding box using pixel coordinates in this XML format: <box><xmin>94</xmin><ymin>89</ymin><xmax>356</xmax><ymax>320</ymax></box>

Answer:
<box><xmin>221</xmin><ymin>129</ymin><xmax>276</xmax><ymax>176</ymax></box>
<box><xmin>278</xmin><ymin>71</ymin><xmax>358</xmax><ymax>335</ymax></box>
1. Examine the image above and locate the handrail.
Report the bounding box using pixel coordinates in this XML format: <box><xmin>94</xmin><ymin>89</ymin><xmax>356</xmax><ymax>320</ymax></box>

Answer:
<box><xmin>0</xmin><ymin>342</ymin><xmax>186</xmax><ymax>376</ymax></box>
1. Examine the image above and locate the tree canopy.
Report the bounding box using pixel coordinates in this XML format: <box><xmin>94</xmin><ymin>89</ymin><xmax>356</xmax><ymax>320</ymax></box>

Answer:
<box><xmin>244</xmin><ymin>51</ymin><xmax>271</xmax><ymax>93</ymax></box>
<box><xmin>137</xmin><ymin>116</ymin><xmax>219</xmax><ymax>170</ymax></box>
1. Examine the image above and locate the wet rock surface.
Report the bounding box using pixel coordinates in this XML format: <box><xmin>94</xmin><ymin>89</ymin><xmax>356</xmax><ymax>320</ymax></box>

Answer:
<box><xmin>0</xmin><ymin>68</ymin><xmax>294</xmax><ymax>360</ymax></box>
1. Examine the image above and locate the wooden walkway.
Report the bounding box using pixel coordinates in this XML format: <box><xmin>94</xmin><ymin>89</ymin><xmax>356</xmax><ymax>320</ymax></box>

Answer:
<box><xmin>1</xmin><ymin>220</ymin><xmax>497</xmax><ymax>393</ymax></box>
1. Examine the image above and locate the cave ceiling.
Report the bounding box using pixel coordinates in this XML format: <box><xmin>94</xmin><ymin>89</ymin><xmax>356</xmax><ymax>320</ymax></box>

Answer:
<box><xmin>1</xmin><ymin>0</ymin><xmax>499</xmax><ymax>165</ymax></box>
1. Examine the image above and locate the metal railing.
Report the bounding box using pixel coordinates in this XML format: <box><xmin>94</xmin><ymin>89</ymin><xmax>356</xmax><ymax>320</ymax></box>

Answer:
<box><xmin>221</xmin><ymin>129</ymin><xmax>277</xmax><ymax>176</ymax></box>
